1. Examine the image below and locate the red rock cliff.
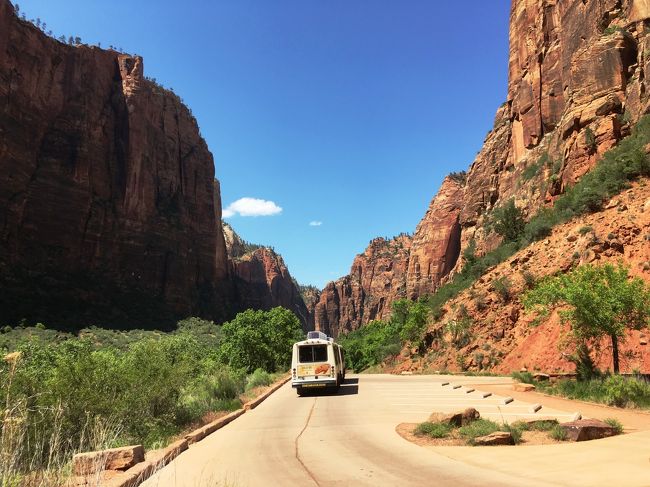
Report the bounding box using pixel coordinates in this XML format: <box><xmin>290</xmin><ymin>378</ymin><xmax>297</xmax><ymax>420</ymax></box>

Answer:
<box><xmin>315</xmin><ymin>235</ymin><xmax>413</xmax><ymax>337</ymax></box>
<box><xmin>0</xmin><ymin>1</ymin><xmax>230</xmax><ymax>327</ymax></box>
<box><xmin>316</xmin><ymin>0</ymin><xmax>650</xmax><ymax>340</ymax></box>
<box><xmin>224</xmin><ymin>223</ymin><xmax>311</xmax><ymax>330</ymax></box>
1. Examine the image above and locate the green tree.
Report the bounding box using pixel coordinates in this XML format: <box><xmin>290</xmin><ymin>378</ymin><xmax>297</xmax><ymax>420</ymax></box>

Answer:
<box><xmin>399</xmin><ymin>300</ymin><xmax>430</xmax><ymax>344</ymax></box>
<box><xmin>218</xmin><ymin>307</ymin><xmax>303</xmax><ymax>373</ymax></box>
<box><xmin>523</xmin><ymin>263</ymin><xmax>650</xmax><ymax>374</ymax></box>
<box><xmin>492</xmin><ymin>199</ymin><xmax>525</xmax><ymax>242</ymax></box>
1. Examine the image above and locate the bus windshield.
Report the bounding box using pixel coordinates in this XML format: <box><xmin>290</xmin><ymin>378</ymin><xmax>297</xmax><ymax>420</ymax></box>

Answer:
<box><xmin>299</xmin><ymin>345</ymin><xmax>328</xmax><ymax>363</ymax></box>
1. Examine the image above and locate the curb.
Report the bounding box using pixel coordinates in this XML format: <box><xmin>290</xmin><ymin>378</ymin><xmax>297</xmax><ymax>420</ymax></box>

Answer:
<box><xmin>244</xmin><ymin>375</ymin><xmax>291</xmax><ymax>410</ymax></box>
<box><xmin>102</xmin><ymin>375</ymin><xmax>291</xmax><ymax>487</ymax></box>
<box><xmin>103</xmin><ymin>439</ymin><xmax>188</xmax><ymax>487</ymax></box>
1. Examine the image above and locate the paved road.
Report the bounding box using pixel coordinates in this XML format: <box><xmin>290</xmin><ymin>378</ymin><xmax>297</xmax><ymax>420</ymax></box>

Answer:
<box><xmin>142</xmin><ymin>374</ymin><xmax>579</xmax><ymax>487</ymax></box>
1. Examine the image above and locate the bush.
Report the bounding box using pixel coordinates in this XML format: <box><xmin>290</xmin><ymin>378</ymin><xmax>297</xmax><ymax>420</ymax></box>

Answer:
<box><xmin>549</xmin><ymin>424</ymin><xmax>567</xmax><ymax>441</ymax></box>
<box><xmin>491</xmin><ymin>199</ymin><xmax>525</xmax><ymax>242</ymax></box>
<box><xmin>502</xmin><ymin>423</ymin><xmax>524</xmax><ymax>444</ymax></box>
<box><xmin>246</xmin><ymin>368</ymin><xmax>273</xmax><ymax>390</ymax></box>
<box><xmin>603</xmin><ymin>417</ymin><xmax>624</xmax><ymax>434</ymax></box>
<box><xmin>492</xmin><ymin>276</ymin><xmax>512</xmax><ymax>302</ymax></box>
<box><xmin>458</xmin><ymin>419</ymin><xmax>500</xmax><ymax>444</ymax></box>
<box><xmin>545</xmin><ymin>376</ymin><xmax>650</xmax><ymax>409</ymax></box>
<box><xmin>602</xmin><ymin>375</ymin><xmax>650</xmax><ymax>408</ymax></box>
<box><xmin>414</xmin><ymin>421</ymin><xmax>453</xmax><ymax>438</ymax></box>
<box><xmin>512</xmin><ymin>371</ymin><xmax>534</xmax><ymax>384</ymax></box>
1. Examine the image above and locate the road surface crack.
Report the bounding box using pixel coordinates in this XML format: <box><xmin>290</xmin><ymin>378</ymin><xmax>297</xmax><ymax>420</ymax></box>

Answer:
<box><xmin>294</xmin><ymin>398</ymin><xmax>320</xmax><ymax>486</ymax></box>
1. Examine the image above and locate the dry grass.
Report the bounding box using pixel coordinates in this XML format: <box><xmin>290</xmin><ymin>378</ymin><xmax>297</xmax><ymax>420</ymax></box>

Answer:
<box><xmin>1</xmin><ymin>353</ymin><xmax>122</xmax><ymax>487</ymax></box>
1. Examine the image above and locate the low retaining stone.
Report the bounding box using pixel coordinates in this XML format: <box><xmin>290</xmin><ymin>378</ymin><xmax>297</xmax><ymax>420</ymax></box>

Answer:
<box><xmin>560</xmin><ymin>419</ymin><xmax>618</xmax><ymax>442</ymax></box>
<box><xmin>473</xmin><ymin>431</ymin><xmax>514</xmax><ymax>446</ymax></box>
<box><xmin>73</xmin><ymin>445</ymin><xmax>144</xmax><ymax>476</ymax></box>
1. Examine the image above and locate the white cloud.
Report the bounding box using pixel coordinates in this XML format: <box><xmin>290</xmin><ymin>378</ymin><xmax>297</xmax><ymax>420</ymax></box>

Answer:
<box><xmin>222</xmin><ymin>197</ymin><xmax>282</xmax><ymax>218</ymax></box>
<box><xmin>309</xmin><ymin>221</ymin><xmax>323</xmax><ymax>226</ymax></box>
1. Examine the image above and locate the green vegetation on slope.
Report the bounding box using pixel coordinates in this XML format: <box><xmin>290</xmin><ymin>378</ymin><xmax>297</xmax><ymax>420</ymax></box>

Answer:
<box><xmin>523</xmin><ymin>263</ymin><xmax>650</xmax><ymax>374</ymax></box>
<box><xmin>340</xmin><ymin>115</ymin><xmax>650</xmax><ymax>373</ymax></box>
<box><xmin>512</xmin><ymin>372</ymin><xmax>650</xmax><ymax>409</ymax></box>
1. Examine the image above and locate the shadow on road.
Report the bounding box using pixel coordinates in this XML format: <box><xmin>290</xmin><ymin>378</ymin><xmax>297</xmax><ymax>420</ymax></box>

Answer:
<box><xmin>298</xmin><ymin>377</ymin><xmax>359</xmax><ymax>397</ymax></box>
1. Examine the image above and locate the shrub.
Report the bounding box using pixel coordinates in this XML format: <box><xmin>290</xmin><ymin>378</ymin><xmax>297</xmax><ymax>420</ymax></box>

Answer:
<box><xmin>491</xmin><ymin>199</ymin><xmax>525</xmax><ymax>242</ymax></box>
<box><xmin>458</xmin><ymin>419</ymin><xmax>500</xmax><ymax>444</ymax></box>
<box><xmin>521</xmin><ymin>270</ymin><xmax>536</xmax><ymax>289</ymax></box>
<box><xmin>492</xmin><ymin>276</ymin><xmax>512</xmax><ymax>302</ymax></box>
<box><xmin>414</xmin><ymin>421</ymin><xmax>453</xmax><ymax>438</ymax></box>
<box><xmin>602</xmin><ymin>375</ymin><xmax>650</xmax><ymax>408</ymax></box>
<box><xmin>512</xmin><ymin>371</ymin><xmax>534</xmax><ymax>384</ymax></box>
<box><xmin>549</xmin><ymin>424</ymin><xmax>567</xmax><ymax>441</ymax></box>
<box><xmin>578</xmin><ymin>225</ymin><xmax>593</xmax><ymax>235</ymax></box>
<box><xmin>522</xmin><ymin>159</ymin><xmax>543</xmax><ymax>181</ymax></box>
<box><xmin>445</xmin><ymin>316</ymin><xmax>473</xmax><ymax>348</ymax></box>
<box><xmin>246</xmin><ymin>368</ymin><xmax>273</xmax><ymax>390</ymax></box>
<box><xmin>603</xmin><ymin>417</ymin><xmax>624</xmax><ymax>434</ymax></box>
<box><xmin>502</xmin><ymin>423</ymin><xmax>524</xmax><ymax>444</ymax></box>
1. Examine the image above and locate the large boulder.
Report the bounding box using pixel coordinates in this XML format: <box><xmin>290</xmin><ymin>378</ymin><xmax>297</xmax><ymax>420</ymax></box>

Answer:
<box><xmin>473</xmin><ymin>431</ymin><xmax>514</xmax><ymax>446</ymax></box>
<box><xmin>560</xmin><ymin>419</ymin><xmax>618</xmax><ymax>442</ymax></box>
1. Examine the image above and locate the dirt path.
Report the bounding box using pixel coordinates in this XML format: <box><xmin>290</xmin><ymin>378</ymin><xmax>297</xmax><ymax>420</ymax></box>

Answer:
<box><xmin>474</xmin><ymin>380</ymin><xmax>650</xmax><ymax>431</ymax></box>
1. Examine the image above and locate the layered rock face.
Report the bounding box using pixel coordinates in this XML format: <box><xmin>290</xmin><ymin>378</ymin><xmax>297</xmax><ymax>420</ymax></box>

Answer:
<box><xmin>0</xmin><ymin>1</ymin><xmax>230</xmax><ymax>327</ymax></box>
<box><xmin>461</xmin><ymin>0</ymin><xmax>649</xmax><ymax>251</ymax></box>
<box><xmin>315</xmin><ymin>235</ymin><xmax>412</xmax><ymax>337</ymax></box>
<box><xmin>406</xmin><ymin>177</ymin><xmax>464</xmax><ymax>299</ymax></box>
<box><xmin>225</xmin><ymin>223</ymin><xmax>311</xmax><ymax>330</ymax></box>
<box><xmin>316</xmin><ymin>0</ymin><xmax>650</xmax><ymax>339</ymax></box>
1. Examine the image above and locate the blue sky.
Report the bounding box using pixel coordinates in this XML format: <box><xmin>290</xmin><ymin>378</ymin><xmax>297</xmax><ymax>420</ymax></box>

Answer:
<box><xmin>17</xmin><ymin>0</ymin><xmax>511</xmax><ymax>288</ymax></box>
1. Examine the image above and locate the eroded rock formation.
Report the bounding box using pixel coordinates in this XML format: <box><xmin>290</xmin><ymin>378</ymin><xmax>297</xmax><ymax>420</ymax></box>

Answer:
<box><xmin>0</xmin><ymin>0</ymin><xmax>227</xmax><ymax>327</ymax></box>
<box><xmin>224</xmin><ymin>223</ymin><xmax>311</xmax><ymax>330</ymax></box>
<box><xmin>316</xmin><ymin>0</ymin><xmax>650</xmax><ymax>343</ymax></box>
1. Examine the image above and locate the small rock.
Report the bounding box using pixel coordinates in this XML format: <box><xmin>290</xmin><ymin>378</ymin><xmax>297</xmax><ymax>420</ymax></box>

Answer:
<box><xmin>560</xmin><ymin>419</ymin><xmax>617</xmax><ymax>442</ymax></box>
<box><xmin>567</xmin><ymin>234</ymin><xmax>578</xmax><ymax>242</ymax></box>
<box><xmin>617</xmin><ymin>204</ymin><xmax>627</xmax><ymax>212</ymax></box>
<box><xmin>640</xmin><ymin>336</ymin><xmax>647</xmax><ymax>346</ymax></box>
<box><xmin>581</xmin><ymin>249</ymin><xmax>597</xmax><ymax>263</ymax></box>
<box><xmin>533</xmin><ymin>373</ymin><xmax>550</xmax><ymax>381</ymax></box>
<box><xmin>428</xmin><ymin>408</ymin><xmax>480</xmax><ymax>427</ymax></box>
<box><xmin>513</xmin><ymin>383</ymin><xmax>536</xmax><ymax>392</ymax></box>
<box><xmin>473</xmin><ymin>431</ymin><xmax>514</xmax><ymax>446</ymax></box>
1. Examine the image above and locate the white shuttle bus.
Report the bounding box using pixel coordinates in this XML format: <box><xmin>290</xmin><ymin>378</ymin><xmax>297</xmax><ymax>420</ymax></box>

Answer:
<box><xmin>291</xmin><ymin>331</ymin><xmax>345</xmax><ymax>396</ymax></box>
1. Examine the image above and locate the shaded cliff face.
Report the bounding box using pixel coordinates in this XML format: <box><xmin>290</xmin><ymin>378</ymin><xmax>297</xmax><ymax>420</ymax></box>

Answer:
<box><xmin>316</xmin><ymin>0</ymin><xmax>650</xmax><ymax>342</ymax></box>
<box><xmin>0</xmin><ymin>1</ymin><xmax>230</xmax><ymax>327</ymax></box>
<box><xmin>224</xmin><ymin>224</ymin><xmax>311</xmax><ymax>331</ymax></box>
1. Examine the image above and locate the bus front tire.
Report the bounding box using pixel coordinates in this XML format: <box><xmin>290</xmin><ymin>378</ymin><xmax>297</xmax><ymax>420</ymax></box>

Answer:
<box><xmin>296</xmin><ymin>387</ymin><xmax>305</xmax><ymax>397</ymax></box>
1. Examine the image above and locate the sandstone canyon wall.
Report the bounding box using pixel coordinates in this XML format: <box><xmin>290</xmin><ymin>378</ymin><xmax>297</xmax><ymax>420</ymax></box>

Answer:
<box><xmin>314</xmin><ymin>0</ymin><xmax>650</xmax><ymax>339</ymax></box>
<box><xmin>0</xmin><ymin>0</ymin><xmax>311</xmax><ymax>329</ymax></box>
<box><xmin>224</xmin><ymin>223</ymin><xmax>311</xmax><ymax>331</ymax></box>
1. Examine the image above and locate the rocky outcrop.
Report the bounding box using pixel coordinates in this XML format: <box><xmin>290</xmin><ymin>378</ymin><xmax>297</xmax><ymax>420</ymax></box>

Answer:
<box><xmin>315</xmin><ymin>176</ymin><xmax>465</xmax><ymax>337</ymax></box>
<box><xmin>0</xmin><ymin>1</ymin><xmax>232</xmax><ymax>327</ymax></box>
<box><xmin>460</xmin><ymin>0</ymin><xmax>648</xmax><ymax>253</ymax></box>
<box><xmin>316</xmin><ymin>0</ymin><xmax>650</xmax><ymax>350</ymax></box>
<box><xmin>406</xmin><ymin>176</ymin><xmax>464</xmax><ymax>299</ymax></box>
<box><xmin>315</xmin><ymin>235</ymin><xmax>412</xmax><ymax>337</ymax></box>
<box><xmin>225</xmin><ymin>224</ymin><xmax>311</xmax><ymax>330</ymax></box>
